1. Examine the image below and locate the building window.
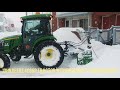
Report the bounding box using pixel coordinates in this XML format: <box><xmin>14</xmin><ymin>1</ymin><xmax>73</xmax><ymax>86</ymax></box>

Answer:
<box><xmin>66</xmin><ymin>20</ymin><xmax>69</xmax><ymax>27</ymax></box>
<box><xmin>79</xmin><ymin>19</ymin><xmax>88</xmax><ymax>30</ymax></box>
<box><xmin>72</xmin><ymin>20</ymin><xmax>78</xmax><ymax>27</ymax></box>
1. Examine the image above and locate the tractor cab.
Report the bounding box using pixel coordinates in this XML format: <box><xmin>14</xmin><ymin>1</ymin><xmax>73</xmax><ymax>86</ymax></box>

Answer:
<box><xmin>21</xmin><ymin>14</ymin><xmax>52</xmax><ymax>36</ymax></box>
<box><xmin>20</xmin><ymin>14</ymin><xmax>55</xmax><ymax>55</ymax></box>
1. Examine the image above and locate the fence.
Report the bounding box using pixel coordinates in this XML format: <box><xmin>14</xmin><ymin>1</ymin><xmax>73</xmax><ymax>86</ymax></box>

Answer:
<box><xmin>89</xmin><ymin>26</ymin><xmax>120</xmax><ymax>45</ymax></box>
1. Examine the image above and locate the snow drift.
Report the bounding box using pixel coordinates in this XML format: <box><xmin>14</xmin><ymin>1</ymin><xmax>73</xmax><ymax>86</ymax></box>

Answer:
<box><xmin>53</xmin><ymin>27</ymin><xmax>85</xmax><ymax>43</ymax></box>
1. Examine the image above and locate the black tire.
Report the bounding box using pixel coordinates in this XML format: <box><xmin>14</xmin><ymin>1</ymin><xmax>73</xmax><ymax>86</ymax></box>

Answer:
<box><xmin>10</xmin><ymin>50</ymin><xmax>21</xmax><ymax>62</ymax></box>
<box><xmin>34</xmin><ymin>41</ymin><xmax>64</xmax><ymax>69</ymax></box>
<box><xmin>0</xmin><ymin>53</ymin><xmax>10</xmax><ymax>70</ymax></box>
<box><xmin>10</xmin><ymin>55</ymin><xmax>21</xmax><ymax>62</ymax></box>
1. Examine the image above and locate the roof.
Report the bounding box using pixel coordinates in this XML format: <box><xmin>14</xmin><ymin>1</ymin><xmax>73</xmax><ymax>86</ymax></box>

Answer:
<box><xmin>56</xmin><ymin>12</ymin><xmax>88</xmax><ymax>18</ymax></box>
<box><xmin>21</xmin><ymin>14</ymin><xmax>52</xmax><ymax>20</ymax></box>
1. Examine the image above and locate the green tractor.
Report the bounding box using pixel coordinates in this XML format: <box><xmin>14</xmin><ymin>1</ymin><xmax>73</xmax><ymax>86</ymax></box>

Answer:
<box><xmin>0</xmin><ymin>14</ymin><xmax>64</xmax><ymax>70</ymax></box>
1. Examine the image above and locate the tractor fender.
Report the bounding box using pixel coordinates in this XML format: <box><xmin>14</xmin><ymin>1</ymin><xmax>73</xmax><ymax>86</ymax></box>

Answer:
<box><xmin>32</xmin><ymin>35</ymin><xmax>57</xmax><ymax>52</ymax></box>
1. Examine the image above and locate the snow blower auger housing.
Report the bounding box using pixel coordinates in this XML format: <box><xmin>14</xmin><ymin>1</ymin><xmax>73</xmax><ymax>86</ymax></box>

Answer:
<box><xmin>0</xmin><ymin>14</ymin><xmax>64</xmax><ymax>70</ymax></box>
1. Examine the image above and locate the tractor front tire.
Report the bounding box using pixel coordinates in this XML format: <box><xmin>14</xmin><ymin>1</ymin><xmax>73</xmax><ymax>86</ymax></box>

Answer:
<box><xmin>10</xmin><ymin>50</ymin><xmax>21</xmax><ymax>62</ymax></box>
<box><xmin>0</xmin><ymin>53</ymin><xmax>10</xmax><ymax>70</ymax></box>
<box><xmin>34</xmin><ymin>41</ymin><xmax>64</xmax><ymax>69</ymax></box>
<box><xmin>10</xmin><ymin>55</ymin><xmax>21</xmax><ymax>62</ymax></box>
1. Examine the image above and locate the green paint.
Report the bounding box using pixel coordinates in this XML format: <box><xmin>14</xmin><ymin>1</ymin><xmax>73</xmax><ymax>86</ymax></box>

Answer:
<box><xmin>32</xmin><ymin>35</ymin><xmax>56</xmax><ymax>52</ymax></box>
<box><xmin>21</xmin><ymin>14</ymin><xmax>52</xmax><ymax>20</ymax></box>
<box><xmin>77</xmin><ymin>50</ymin><xmax>92</xmax><ymax>65</ymax></box>
<box><xmin>1</xmin><ymin>35</ymin><xmax>22</xmax><ymax>53</ymax></box>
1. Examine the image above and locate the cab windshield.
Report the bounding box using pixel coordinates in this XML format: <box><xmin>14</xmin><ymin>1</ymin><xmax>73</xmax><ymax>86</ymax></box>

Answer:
<box><xmin>24</xmin><ymin>19</ymin><xmax>51</xmax><ymax>35</ymax></box>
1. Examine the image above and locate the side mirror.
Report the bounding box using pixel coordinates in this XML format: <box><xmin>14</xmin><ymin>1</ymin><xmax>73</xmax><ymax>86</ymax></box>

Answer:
<box><xmin>21</xmin><ymin>21</ymin><xmax>23</xmax><ymax>23</ymax></box>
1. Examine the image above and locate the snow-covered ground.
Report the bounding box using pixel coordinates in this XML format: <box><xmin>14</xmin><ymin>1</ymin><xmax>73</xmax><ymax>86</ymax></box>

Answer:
<box><xmin>0</xmin><ymin>30</ymin><xmax>120</xmax><ymax>78</ymax></box>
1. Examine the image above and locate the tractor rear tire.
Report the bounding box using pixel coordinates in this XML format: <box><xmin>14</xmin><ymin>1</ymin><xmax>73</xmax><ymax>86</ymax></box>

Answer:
<box><xmin>0</xmin><ymin>53</ymin><xmax>10</xmax><ymax>70</ymax></box>
<box><xmin>34</xmin><ymin>41</ymin><xmax>64</xmax><ymax>69</ymax></box>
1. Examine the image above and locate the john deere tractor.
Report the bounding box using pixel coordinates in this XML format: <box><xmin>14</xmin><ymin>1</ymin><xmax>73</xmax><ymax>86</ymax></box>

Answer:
<box><xmin>0</xmin><ymin>14</ymin><xmax>64</xmax><ymax>70</ymax></box>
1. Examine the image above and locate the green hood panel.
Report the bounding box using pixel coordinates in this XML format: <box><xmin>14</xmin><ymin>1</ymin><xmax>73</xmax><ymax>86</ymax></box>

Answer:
<box><xmin>2</xmin><ymin>35</ymin><xmax>22</xmax><ymax>53</ymax></box>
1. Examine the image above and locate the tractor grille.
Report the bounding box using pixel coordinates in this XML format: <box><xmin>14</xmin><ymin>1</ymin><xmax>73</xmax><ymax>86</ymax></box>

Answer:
<box><xmin>0</xmin><ymin>43</ymin><xmax>3</xmax><ymax>48</ymax></box>
<box><xmin>0</xmin><ymin>40</ymin><xmax>4</xmax><ymax>48</ymax></box>
<box><xmin>0</xmin><ymin>44</ymin><xmax>3</xmax><ymax>51</ymax></box>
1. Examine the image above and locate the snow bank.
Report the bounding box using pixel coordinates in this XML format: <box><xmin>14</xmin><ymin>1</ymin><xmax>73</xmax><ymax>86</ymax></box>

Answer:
<box><xmin>53</xmin><ymin>28</ymin><xmax>84</xmax><ymax>43</ymax></box>
<box><xmin>91</xmin><ymin>39</ymin><xmax>106</xmax><ymax>51</ymax></box>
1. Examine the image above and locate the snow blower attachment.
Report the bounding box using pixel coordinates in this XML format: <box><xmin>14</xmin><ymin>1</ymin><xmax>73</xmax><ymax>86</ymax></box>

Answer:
<box><xmin>59</xmin><ymin>30</ymin><xmax>93</xmax><ymax>65</ymax></box>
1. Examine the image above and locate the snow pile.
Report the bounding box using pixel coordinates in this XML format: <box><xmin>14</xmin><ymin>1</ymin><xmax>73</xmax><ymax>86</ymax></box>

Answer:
<box><xmin>53</xmin><ymin>28</ymin><xmax>84</xmax><ymax>43</ymax></box>
<box><xmin>91</xmin><ymin>39</ymin><xmax>106</xmax><ymax>51</ymax></box>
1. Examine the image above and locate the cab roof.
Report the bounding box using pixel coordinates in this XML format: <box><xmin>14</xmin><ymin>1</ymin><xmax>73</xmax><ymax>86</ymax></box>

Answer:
<box><xmin>21</xmin><ymin>14</ymin><xmax>52</xmax><ymax>20</ymax></box>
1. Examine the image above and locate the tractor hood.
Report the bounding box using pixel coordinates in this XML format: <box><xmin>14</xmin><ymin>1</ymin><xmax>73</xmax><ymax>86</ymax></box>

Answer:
<box><xmin>0</xmin><ymin>34</ymin><xmax>22</xmax><ymax>53</ymax></box>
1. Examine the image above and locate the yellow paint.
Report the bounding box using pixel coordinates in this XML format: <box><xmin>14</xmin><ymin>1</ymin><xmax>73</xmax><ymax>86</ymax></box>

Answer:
<box><xmin>4</xmin><ymin>37</ymin><xmax>19</xmax><ymax>40</ymax></box>
<box><xmin>40</xmin><ymin>49</ymin><xmax>54</xmax><ymax>60</ymax></box>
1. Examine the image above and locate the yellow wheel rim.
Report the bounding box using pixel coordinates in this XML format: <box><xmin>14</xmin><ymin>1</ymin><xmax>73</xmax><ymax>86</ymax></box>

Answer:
<box><xmin>40</xmin><ymin>49</ymin><xmax>55</xmax><ymax>60</ymax></box>
<box><xmin>39</xmin><ymin>46</ymin><xmax>61</xmax><ymax>66</ymax></box>
<box><xmin>45</xmin><ymin>49</ymin><xmax>54</xmax><ymax>59</ymax></box>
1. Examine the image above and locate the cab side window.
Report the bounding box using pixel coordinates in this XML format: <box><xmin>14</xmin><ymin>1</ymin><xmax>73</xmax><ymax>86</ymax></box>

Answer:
<box><xmin>25</xmin><ymin>20</ymin><xmax>40</xmax><ymax>34</ymax></box>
